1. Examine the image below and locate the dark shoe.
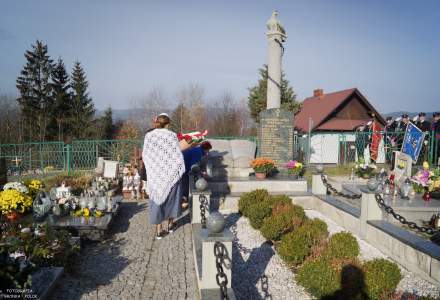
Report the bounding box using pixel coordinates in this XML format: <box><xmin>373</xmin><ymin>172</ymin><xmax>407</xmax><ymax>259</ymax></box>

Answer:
<box><xmin>156</xmin><ymin>231</ymin><xmax>167</xmax><ymax>240</ymax></box>
<box><xmin>167</xmin><ymin>223</ymin><xmax>177</xmax><ymax>233</ymax></box>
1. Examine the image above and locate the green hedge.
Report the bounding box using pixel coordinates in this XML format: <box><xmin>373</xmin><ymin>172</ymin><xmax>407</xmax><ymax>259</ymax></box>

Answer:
<box><xmin>238</xmin><ymin>189</ymin><xmax>269</xmax><ymax>217</ymax></box>
<box><xmin>324</xmin><ymin>231</ymin><xmax>360</xmax><ymax>260</ymax></box>
<box><xmin>363</xmin><ymin>258</ymin><xmax>402</xmax><ymax>300</ymax></box>
<box><xmin>260</xmin><ymin>204</ymin><xmax>305</xmax><ymax>241</ymax></box>
<box><xmin>267</xmin><ymin>195</ymin><xmax>292</xmax><ymax>209</ymax></box>
<box><xmin>277</xmin><ymin>218</ymin><xmax>328</xmax><ymax>266</ymax></box>
<box><xmin>247</xmin><ymin>200</ymin><xmax>272</xmax><ymax>229</ymax></box>
<box><xmin>297</xmin><ymin>258</ymin><xmax>340</xmax><ymax>298</ymax></box>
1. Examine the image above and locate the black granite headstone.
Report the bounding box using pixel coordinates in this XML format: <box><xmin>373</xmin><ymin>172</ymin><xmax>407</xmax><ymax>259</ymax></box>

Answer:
<box><xmin>259</xmin><ymin>108</ymin><xmax>294</xmax><ymax>166</ymax></box>
<box><xmin>0</xmin><ymin>158</ymin><xmax>7</xmax><ymax>186</ymax></box>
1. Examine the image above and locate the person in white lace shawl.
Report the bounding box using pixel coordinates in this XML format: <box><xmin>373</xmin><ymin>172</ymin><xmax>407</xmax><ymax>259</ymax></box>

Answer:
<box><xmin>142</xmin><ymin>114</ymin><xmax>192</xmax><ymax>239</ymax></box>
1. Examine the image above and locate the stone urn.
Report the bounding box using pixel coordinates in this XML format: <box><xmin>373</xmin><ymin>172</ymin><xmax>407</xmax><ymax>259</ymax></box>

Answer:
<box><xmin>206</xmin><ymin>211</ymin><xmax>225</xmax><ymax>235</ymax></box>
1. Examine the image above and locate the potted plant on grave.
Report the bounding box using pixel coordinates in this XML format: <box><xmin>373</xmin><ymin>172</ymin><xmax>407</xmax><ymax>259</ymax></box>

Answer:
<box><xmin>0</xmin><ymin>189</ymin><xmax>33</xmax><ymax>221</ymax></box>
<box><xmin>285</xmin><ymin>160</ymin><xmax>304</xmax><ymax>179</ymax></box>
<box><xmin>250</xmin><ymin>158</ymin><xmax>275</xmax><ymax>179</ymax></box>
<box><xmin>354</xmin><ymin>158</ymin><xmax>377</xmax><ymax>179</ymax></box>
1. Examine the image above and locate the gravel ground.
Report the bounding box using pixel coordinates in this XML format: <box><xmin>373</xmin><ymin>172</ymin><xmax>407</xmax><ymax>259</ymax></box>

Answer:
<box><xmin>305</xmin><ymin>210</ymin><xmax>440</xmax><ymax>298</ymax></box>
<box><xmin>226</xmin><ymin>213</ymin><xmax>312</xmax><ymax>300</ymax></box>
<box><xmin>228</xmin><ymin>210</ymin><xmax>439</xmax><ymax>300</ymax></box>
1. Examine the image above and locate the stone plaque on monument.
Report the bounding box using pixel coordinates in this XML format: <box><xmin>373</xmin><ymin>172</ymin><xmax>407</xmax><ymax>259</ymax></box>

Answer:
<box><xmin>259</xmin><ymin>108</ymin><xmax>294</xmax><ymax>165</ymax></box>
<box><xmin>0</xmin><ymin>158</ymin><xmax>7</xmax><ymax>186</ymax></box>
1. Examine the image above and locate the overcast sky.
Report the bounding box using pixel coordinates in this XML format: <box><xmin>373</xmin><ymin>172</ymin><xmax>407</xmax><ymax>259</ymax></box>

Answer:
<box><xmin>0</xmin><ymin>0</ymin><xmax>439</xmax><ymax>113</ymax></box>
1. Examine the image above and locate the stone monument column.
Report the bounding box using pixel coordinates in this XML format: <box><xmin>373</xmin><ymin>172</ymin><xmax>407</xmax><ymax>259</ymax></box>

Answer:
<box><xmin>259</xmin><ymin>11</ymin><xmax>294</xmax><ymax>168</ymax></box>
<box><xmin>266</xmin><ymin>11</ymin><xmax>286</xmax><ymax>109</ymax></box>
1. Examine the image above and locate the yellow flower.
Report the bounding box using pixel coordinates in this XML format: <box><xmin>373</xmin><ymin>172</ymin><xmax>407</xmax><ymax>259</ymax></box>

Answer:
<box><xmin>83</xmin><ymin>208</ymin><xmax>90</xmax><ymax>217</ymax></box>
<box><xmin>423</xmin><ymin>161</ymin><xmax>430</xmax><ymax>170</ymax></box>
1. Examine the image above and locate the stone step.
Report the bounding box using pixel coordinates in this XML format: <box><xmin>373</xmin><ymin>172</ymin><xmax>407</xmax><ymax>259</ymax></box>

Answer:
<box><xmin>208</xmin><ymin>179</ymin><xmax>308</xmax><ymax>194</ymax></box>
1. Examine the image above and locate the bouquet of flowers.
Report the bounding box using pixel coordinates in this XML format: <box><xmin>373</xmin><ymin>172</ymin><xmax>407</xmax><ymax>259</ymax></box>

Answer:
<box><xmin>2</xmin><ymin>182</ymin><xmax>29</xmax><ymax>194</ymax></box>
<box><xmin>177</xmin><ymin>130</ymin><xmax>208</xmax><ymax>144</ymax></box>
<box><xmin>250</xmin><ymin>158</ymin><xmax>275</xmax><ymax>174</ymax></box>
<box><xmin>0</xmin><ymin>189</ymin><xmax>33</xmax><ymax>215</ymax></box>
<box><xmin>286</xmin><ymin>160</ymin><xmax>304</xmax><ymax>176</ymax></box>
<box><xmin>24</xmin><ymin>179</ymin><xmax>44</xmax><ymax>199</ymax></box>
<box><xmin>354</xmin><ymin>158</ymin><xmax>377</xmax><ymax>179</ymax></box>
<box><xmin>412</xmin><ymin>162</ymin><xmax>440</xmax><ymax>195</ymax></box>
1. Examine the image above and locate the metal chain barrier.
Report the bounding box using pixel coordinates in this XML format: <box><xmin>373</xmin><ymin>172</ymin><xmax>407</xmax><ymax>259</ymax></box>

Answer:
<box><xmin>374</xmin><ymin>193</ymin><xmax>438</xmax><ymax>235</ymax></box>
<box><xmin>214</xmin><ymin>241</ymin><xmax>229</xmax><ymax>300</ymax></box>
<box><xmin>230</xmin><ymin>223</ymin><xmax>253</xmax><ymax>254</ymax></box>
<box><xmin>320</xmin><ymin>174</ymin><xmax>362</xmax><ymax>200</ymax></box>
<box><xmin>260</xmin><ymin>274</ymin><xmax>272</xmax><ymax>300</ymax></box>
<box><xmin>199</xmin><ymin>193</ymin><xmax>207</xmax><ymax>228</ymax></box>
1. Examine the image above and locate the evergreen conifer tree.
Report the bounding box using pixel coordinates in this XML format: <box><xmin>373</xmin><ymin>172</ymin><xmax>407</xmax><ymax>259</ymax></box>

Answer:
<box><xmin>16</xmin><ymin>40</ymin><xmax>54</xmax><ymax>141</ymax></box>
<box><xmin>247</xmin><ymin>64</ymin><xmax>301</xmax><ymax>123</ymax></box>
<box><xmin>70</xmin><ymin>61</ymin><xmax>95</xmax><ymax>139</ymax></box>
<box><xmin>50</xmin><ymin>57</ymin><xmax>71</xmax><ymax>141</ymax></box>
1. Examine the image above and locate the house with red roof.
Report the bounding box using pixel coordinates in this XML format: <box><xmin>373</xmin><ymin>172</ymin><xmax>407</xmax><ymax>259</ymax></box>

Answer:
<box><xmin>295</xmin><ymin>88</ymin><xmax>385</xmax><ymax>132</ymax></box>
<box><xmin>294</xmin><ymin>88</ymin><xmax>386</xmax><ymax>164</ymax></box>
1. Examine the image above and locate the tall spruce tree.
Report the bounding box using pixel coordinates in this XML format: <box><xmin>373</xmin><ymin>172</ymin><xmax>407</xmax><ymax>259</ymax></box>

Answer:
<box><xmin>50</xmin><ymin>57</ymin><xmax>71</xmax><ymax>141</ymax></box>
<box><xmin>247</xmin><ymin>64</ymin><xmax>301</xmax><ymax>123</ymax></box>
<box><xmin>16</xmin><ymin>40</ymin><xmax>54</xmax><ymax>141</ymax></box>
<box><xmin>70</xmin><ymin>61</ymin><xmax>95</xmax><ymax>139</ymax></box>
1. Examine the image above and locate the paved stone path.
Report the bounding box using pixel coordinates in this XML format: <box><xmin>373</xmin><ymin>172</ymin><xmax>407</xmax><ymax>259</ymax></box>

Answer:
<box><xmin>50</xmin><ymin>199</ymin><xmax>198</xmax><ymax>300</ymax></box>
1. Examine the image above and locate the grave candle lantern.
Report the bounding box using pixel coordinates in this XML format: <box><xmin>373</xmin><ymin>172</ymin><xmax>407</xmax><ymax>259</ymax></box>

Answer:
<box><xmin>400</xmin><ymin>178</ymin><xmax>411</xmax><ymax>199</ymax></box>
<box><xmin>383</xmin><ymin>179</ymin><xmax>391</xmax><ymax>195</ymax></box>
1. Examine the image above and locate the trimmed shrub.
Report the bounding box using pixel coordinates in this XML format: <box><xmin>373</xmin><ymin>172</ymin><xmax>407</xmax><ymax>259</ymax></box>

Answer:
<box><xmin>238</xmin><ymin>189</ymin><xmax>269</xmax><ymax>217</ymax></box>
<box><xmin>267</xmin><ymin>195</ymin><xmax>292</xmax><ymax>209</ymax></box>
<box><xmin>277</xmin><ymin>218</ymin><xmax>329</xmax><ymax>266</ymax></box>
<box><xmin>260</xmin><ymin>204</ymin><xmax>305</xmax><ymax>241</ymax></box>
<box><xmin>297</xmin><ymin>258</ymin><xmax>340</xmax><ymax>298</ymax></box>
<box><xmin>247</xmin><ymin>200</ymin><xmax>272</xmax><ymax>229</ymax></box>
<box><xmin>363</xmin><ymin>258</ymin><xmax>402</xmax><ymax>300</ymax></box>
<box><xmin>324</xmin><ymin>232</ymin><xmax>360</xmax><ymax>260</ymax></box>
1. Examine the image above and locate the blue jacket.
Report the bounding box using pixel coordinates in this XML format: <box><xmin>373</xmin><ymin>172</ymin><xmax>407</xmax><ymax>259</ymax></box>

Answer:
<box><xmin>183</xmin><ymin>146</ymin><xmax>204</xmax><ymax>174</ymax></box>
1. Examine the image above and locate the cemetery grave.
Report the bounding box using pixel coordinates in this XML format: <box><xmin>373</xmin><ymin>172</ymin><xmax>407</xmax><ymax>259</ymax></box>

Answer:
<box><xmin>0</xmin><ymin>158</ymin><xmax>128</xmax><ymax>298</ymax></box>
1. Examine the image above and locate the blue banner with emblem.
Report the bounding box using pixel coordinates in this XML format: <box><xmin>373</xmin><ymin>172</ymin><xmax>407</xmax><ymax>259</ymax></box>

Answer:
<box><xmin>401</xmin><ymin>121</ymin><xmax>425</xmax><ymax>162</ymax></box>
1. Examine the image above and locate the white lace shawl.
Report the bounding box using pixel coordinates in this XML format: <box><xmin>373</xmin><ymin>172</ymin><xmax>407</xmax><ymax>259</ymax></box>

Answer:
<box><xmin>142</xmin><ymin>129</ymin><xmax>185</xmax><ymax>206</ymax></box>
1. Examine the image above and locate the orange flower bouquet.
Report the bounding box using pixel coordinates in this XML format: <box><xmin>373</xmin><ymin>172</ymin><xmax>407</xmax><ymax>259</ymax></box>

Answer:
<box><xmin>250</xmin><ymin>158</ymin><xmax>275</xmax><ymax>174</ymax></box>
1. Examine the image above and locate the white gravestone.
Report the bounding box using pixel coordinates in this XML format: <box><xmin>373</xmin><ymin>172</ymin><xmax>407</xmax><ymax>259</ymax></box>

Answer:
<box><xmin>103</xmin><ymin>160</ymin><xmax>119</xmax><ymax>179</ymax></box>
<box><xmin>95</xmin><ymin>157</ymin><xmax>105</xmax><ymax>175</ymax></box>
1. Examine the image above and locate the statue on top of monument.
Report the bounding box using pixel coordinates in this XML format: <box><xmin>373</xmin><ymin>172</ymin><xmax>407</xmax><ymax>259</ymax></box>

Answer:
<box><xmin>266</xmin><ymin>11</ymin><xmax>287</xmax><ymax>41</ymax></box>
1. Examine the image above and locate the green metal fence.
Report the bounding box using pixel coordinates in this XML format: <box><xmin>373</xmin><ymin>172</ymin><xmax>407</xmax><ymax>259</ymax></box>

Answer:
<box><xmin>293</xmin><ymin>131</ymin><xmax>439</xmax><ymax>166</ymax></box>
<box><xmin>0</xmin><ymin>131</ymin><xmax>437</xmax><ymax>176</ymax></box>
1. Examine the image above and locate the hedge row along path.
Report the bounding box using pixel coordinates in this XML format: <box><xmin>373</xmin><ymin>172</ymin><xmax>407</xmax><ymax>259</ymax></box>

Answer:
<box><xmin>50</xmin><ymin>199</ymin><xmax>198</xmax><ymax>300</ymax></box>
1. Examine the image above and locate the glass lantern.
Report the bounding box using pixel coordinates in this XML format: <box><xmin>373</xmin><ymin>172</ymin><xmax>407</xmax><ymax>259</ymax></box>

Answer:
<box><xmin>400</xmin><ymin>178</ymin><xmax>411</xmax><ymax>199</ymax></box>
<box><xmin>383</xmin><ymin>179</ymin><xmax>391</xmax><ymax>195</ymax></box>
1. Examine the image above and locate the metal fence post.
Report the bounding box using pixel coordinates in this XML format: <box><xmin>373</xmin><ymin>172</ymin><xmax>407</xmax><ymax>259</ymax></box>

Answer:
<box><xmin>66</xmin><ymin>144</ymin><xmax>71</xmax><ymax>175</ymax></box>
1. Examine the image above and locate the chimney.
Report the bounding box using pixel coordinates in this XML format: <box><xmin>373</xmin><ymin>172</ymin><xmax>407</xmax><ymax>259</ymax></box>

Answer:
<box><xmin>313</xmin><ymin>89</ymin><xmax>324</xmax><ymax>97</ymax></box>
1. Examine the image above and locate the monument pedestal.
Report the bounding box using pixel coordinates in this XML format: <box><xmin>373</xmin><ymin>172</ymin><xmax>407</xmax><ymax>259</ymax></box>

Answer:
<box><xmin>259</xmin><ymin>108</ymin><xmax>294</xmax><ymax>166</ymax></box>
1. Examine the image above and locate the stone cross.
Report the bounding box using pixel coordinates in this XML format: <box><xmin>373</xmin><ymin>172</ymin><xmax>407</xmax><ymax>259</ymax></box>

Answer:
<box><xmin>266</xmin><ymin>11</ymin><xmax>287</xmax><ymax>109</ymax></box>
